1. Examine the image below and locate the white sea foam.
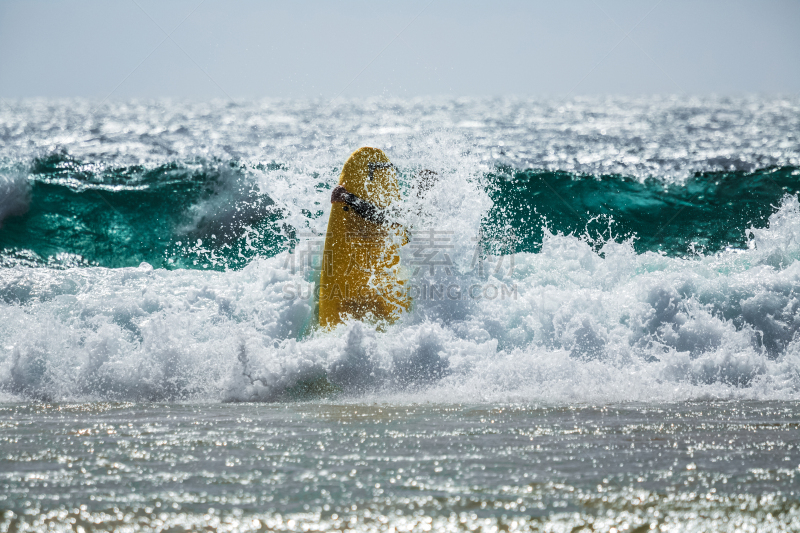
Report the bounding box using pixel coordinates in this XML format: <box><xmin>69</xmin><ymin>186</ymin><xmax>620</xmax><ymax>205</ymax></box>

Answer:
<box><xmin>2</xmin><ymin>192</ymin><xmax>799</xmax><ymax>403</ymax></box>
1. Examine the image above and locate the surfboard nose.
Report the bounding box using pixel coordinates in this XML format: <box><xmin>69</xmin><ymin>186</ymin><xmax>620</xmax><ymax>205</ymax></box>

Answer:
<box><xmin>340</xmin><ymin>147</ymin><xmax>398</xmax><ymax>207</ymax></box>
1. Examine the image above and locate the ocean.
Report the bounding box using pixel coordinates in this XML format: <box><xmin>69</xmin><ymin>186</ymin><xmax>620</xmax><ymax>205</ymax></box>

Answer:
<box><xmin>1</xmin><ymin>95</ymin><xmax>799</xmax><ymax>531</ymax></box>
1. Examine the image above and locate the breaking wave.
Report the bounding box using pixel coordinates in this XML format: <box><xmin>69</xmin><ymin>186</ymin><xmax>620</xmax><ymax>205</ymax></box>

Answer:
<box><xmin>1</xmin><ymin>194</ymin><xmax>799</xmax><ymax>403</ymax></box>
<box><xmin>2</xmin><ymin>96</ymin><xmax>800</xmax><ymax>403</ymax></box>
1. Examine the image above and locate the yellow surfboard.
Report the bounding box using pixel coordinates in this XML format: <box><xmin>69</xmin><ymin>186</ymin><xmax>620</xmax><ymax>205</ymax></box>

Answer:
<box><xmin>318</xmin><ymin>147</ymin><xmax>410</xmax><ymax>328</ymax></box>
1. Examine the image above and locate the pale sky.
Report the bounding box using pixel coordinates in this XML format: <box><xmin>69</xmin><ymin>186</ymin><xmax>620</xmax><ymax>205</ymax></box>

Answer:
<box><xmin>1</xmin><ymin>0</ymin><xmax>799</xmax><ymax>99</ymax></box>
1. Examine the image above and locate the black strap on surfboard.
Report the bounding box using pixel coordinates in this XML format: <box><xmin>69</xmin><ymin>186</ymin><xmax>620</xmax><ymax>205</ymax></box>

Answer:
<box><xmin>340</xmin><ymin>190</ymin><xmax>389</xmax><ymax>225</ymax></box>
<box><xmin>338</xmin><ymin>162</ymin><xmax>398</xmax><ymax>225</ymax></box>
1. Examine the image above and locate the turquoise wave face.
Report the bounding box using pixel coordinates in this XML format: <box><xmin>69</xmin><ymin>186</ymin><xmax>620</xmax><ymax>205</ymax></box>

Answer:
<box><xmin>483</xmin><ymin>165</ymin><xmax>800</xmax><ymax>255</ymax></box>
<box><xmin>2</xmin><ymin>153</ymin><xmax>799</xmax><ymax>269</ymax></box>
<box><xmin>0</xmin><ymin>154</ymin><xmax>288</xmax><ymax>269</ymax></box>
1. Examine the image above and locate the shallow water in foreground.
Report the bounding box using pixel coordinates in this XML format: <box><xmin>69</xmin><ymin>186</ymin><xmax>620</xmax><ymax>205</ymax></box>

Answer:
<box><xmin>1</xmin><ymin>401</ymin><xmax>799</xmax><ymax>532</ymax></box>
